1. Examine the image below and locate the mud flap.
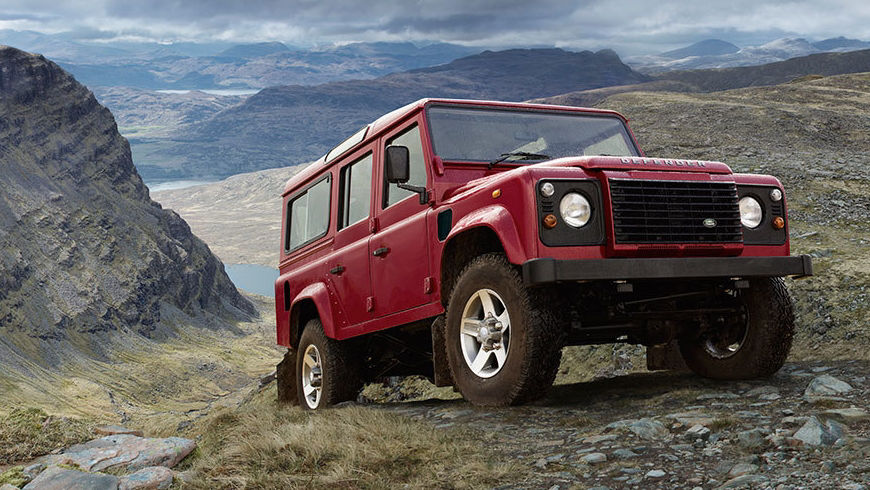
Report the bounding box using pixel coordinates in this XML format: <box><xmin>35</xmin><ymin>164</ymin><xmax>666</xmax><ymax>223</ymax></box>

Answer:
<box><xmin>646</xmin><ymin>340</ymin><xmax>689</xmax><ymax>372</ymax></box>
<box><xmin>276</xmin><ymin>348</ymin><xmax>299</xmax><ymax>405</ymax></box>
<box><xmin>431</xmin><ymin>315</ymin><xmax>454</xmax><ymax>387</ymax></box>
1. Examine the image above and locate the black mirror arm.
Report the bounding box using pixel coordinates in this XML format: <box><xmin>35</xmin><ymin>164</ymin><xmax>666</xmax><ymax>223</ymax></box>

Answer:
<box><xmin>397</xmin><ymin>183</ymin><xmax>429</xmax><ymax>205</ymax></box>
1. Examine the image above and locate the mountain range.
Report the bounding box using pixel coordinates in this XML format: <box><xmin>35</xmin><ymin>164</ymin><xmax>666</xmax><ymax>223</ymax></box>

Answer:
<box><xmin>628</xmin><ymin>36</ymin><xmax>870</xmax><ymax>73</ymax></box>
<box><xmin>125</xmin><ymin>48</ymin><xmax>651</xmax><ymax>181</ymax></box>
<box><xmin>0</xmin><ymin>30</ymin><xmax>477</xmax><ymax>90</ymax></box>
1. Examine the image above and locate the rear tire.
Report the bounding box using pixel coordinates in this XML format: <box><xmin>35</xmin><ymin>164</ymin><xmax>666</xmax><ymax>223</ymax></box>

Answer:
<box><xmin>679</xmin><ymin>277</ymin><xmax>794</xmax><ymax>380</ymax></box>
<box><xmin>296</xmin><ymin>319</ymin><xmax>362</xmax><ymax>410</ymax></box>
<box><xmin>445</xmin><ymin>254</ymin><xmax>563</xmax><ymax>406</ymax></box>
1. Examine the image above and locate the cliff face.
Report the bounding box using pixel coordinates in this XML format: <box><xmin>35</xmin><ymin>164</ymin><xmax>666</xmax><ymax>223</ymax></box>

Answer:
<box><xmin>0</xmin><ymin>46</ymin><xmax>255</xmax><ymax>371</ymax></box>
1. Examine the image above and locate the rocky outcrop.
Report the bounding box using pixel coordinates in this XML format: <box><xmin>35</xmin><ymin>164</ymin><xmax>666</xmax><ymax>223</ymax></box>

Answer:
<box><xmin>5</xmin><ymin>426</ymin><xmax>194</xmax><ymax>489</ymax></box>
<box><xmin>0</xmin><ymin>46</ymin><xmax>255</xmax><ymax>374</ymax></box>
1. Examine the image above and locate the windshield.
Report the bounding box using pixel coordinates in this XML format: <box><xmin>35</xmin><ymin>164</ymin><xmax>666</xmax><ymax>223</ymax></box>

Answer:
<box><xmin>426</xmin><ymin>105</ymin><xmax>639</xmax><ymax>163</ymax></box>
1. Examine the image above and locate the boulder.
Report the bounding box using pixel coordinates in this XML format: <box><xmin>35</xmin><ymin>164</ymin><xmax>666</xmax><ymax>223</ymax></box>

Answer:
<box><xmin>580</xmin><ymin>452</ymin><xmax>607</xmax><ymax>464</ymax></box>
<box><xmin>792</xmin><ymin>416</ymin><xmax>846</xmax><ymax>446</ymax></box>
<box><xmin>41</xmin><ymin>434</ymin><xmax>196</xmax><ymax>473</ymax></box>
<box><xmin>822</xmin><ymin>407</ymin><xmax>869</xmax><ymax>424</ymax></box>
<box><xmin>803</xmin><ymin>375</ymin><xmax>853</xmax><ymax>401</ymax></box>
<box><xmin>21</xmin><ymin>466</ymin><xmax>118</xmax><ymax>490</ymax></box>
<box><xmin>628</xmin><ymin>419</ymin><xmax>670</xmax><ymax>441</ymax></box>
<box><xmin>118</xmin><ymin>466</ymin><xmax>174</xmax><ymax>490</ymax></box>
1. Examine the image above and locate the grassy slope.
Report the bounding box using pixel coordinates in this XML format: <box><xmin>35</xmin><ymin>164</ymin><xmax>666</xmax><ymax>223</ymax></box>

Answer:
<box><xmin>0</xmin><ymin>294</ymin><xmax>283</xmax><ymax>433</ymax></box>
<box><xmin>179</xmin><ymin>385</ymin><xmax>518</xmax><ymax>489</ymax></box>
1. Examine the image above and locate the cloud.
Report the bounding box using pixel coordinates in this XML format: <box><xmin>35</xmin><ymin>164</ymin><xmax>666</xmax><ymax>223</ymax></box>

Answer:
<box><xmin>1</xmin><ymin>0</ymin><xmax>869</xmax><ymax>54</ymax></box>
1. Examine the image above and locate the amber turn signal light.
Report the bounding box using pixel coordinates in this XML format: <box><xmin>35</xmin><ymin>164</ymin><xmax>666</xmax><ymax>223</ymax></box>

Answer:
<box><xmin>492</xmin><ymin>189</ymin><xmax>501</xmax><ymax>198</ymax></box>
<box><xmin>772</xmin><ymin>216</ymin><xmax>785</xmax><ymax>230</ymax></box>
<box><xmin>543</xmin><ymin>214</ymin><xmax>557</xmax><ymax>228</ymax></box>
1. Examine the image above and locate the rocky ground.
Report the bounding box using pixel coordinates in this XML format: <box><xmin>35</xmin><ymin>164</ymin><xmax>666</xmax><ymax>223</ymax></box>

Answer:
<box><xmin>375</xmin><ymin>361</ymin><xmax>870</xmax><ymax>489</ymax></box>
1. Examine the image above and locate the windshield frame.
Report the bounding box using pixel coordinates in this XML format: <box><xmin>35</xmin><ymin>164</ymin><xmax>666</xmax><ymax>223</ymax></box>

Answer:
<box><xmin>424</xmin><ymin>102</ymin><xmax>641</xmax><ymax>164</ymax></box>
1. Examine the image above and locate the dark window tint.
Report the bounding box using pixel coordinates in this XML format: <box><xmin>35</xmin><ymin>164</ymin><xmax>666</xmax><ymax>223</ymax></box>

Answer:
<box><xmin>339</xmin><ymin>153</ymin><xmax>373</xmax><ymax>229</ymax></box>
<box><xmin>384</xmin><ymin>124</ymin><xmax>426</xmax><ymax>208</ymax></box>
<box><xmin>285</xmin><ymin>176</ymin><xmax>331</xmax><ymax>251</ymax></box>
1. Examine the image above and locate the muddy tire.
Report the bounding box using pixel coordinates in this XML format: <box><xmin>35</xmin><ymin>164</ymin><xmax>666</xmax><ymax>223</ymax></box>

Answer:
<box><xmin>296</xmin><ymin>319</ymin><xmax>362</xmax><ymax>410</ymax></box>
<box><xmin>445</xmin><ymin>253</ymin><xmax>563</xmax><ymax>406</ymax></box>
<box><xmin>679</xmin><ymin>277</ymin><xmax>794</xmax><ymax>380</ymax></box>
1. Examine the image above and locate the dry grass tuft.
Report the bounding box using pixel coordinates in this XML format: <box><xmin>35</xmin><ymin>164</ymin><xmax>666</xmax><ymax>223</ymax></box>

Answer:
<box><xmin>0</xmin><ymin>407</ymin><xmax>95</xmax><ymax>465</ymax></box>
<box><xmin>182</xmin><ymin>386</ymin><xmax>518</xmax><ymax>489</ymax></box>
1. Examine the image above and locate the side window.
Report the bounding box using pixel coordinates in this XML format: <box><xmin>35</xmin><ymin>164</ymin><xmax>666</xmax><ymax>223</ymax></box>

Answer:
<box><xmin>285</xmin><ymin>176</ymin><xmax>331</xmax><ymax>252</ymax></box>
<box><xmin>338</xmin><ymin>152</ymin><xmax>373</xmax><ymax>229</ymax></box>
<box><xmin>384</xmin><ymin>124</ymin><xmax>426</xmax><ymax>208</ymax></box>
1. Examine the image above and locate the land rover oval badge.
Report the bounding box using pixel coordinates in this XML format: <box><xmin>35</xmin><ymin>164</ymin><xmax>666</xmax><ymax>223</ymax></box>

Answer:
<box><xmin>703</xmin><ymin>218</ymin><xmax>717</xmax><ymax>228</ymax></box>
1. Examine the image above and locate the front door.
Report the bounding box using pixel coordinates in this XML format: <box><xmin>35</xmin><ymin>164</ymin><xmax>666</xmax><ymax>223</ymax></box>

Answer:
<box><xmin>369</xmin><ymin>121</ymin><xmax>433</xmax><ymax>316</ymax></box>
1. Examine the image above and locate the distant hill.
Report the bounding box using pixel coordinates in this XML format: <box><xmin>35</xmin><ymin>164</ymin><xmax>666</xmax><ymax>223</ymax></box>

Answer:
<box><xmin>532</xmin><ymin>49</ymin><xmax>870</xmax><ymax>105</ymax></box>
<box><xmin>661</xmin><ymin>39</ymin><xmax>739</xmax><ymax>59</ymax></box>
<box><xmin>132</xmin><ymin>48</ymin><xmax>651</xmax><ymax>180</ymax></box>
<box><xmin>657</xmin><ymin>48</ymin><xmax>870</xmax><ymax>91</ymax></box>
<box><xmin>0</xmin><ymin>46</ymin><xmax>254</xmax><ymax>383</ymax></box>
<box><xmin>218</xmin><ymin>42</ymin><xmax>292</xmax><ymax>59</ymax></box>
<box><xmin>628</xmin><ymin>36</ymin><xmax>870</xmax><ymax>73</ymax></box>
<box><xmin>812</xmin><ymin>36</ymin><xmax>870</xmax><ymax>51</ymax></box>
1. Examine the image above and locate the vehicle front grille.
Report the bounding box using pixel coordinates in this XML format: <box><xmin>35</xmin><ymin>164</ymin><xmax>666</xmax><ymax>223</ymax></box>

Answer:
<box><xmin>609</xmin><ymin>179</ymin><xmax>742</xmax><ymax>244</ymax></box>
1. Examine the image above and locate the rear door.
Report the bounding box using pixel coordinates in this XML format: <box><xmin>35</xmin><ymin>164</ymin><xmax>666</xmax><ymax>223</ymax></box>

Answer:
<box><xmin>369</xmin><ymin>120</ymin><xmax>434</xmax><ymax>316</ymax></box>
<box><xmin>327</xmin><ymin>146</ymin><xmax>376</xmax><ymax>327</ymax></box>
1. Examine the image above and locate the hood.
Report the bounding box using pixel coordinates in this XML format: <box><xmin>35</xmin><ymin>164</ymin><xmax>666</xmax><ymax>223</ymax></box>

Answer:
<box><xmin>540</xmin><ymin>155</ymin><xmax>733</xmax><ymax>174</ymax></box>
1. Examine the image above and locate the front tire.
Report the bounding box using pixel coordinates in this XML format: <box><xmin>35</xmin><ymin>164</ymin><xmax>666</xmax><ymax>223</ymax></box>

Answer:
<box><xmin>296</xmin><ymin>319</ymin><xmax>361</xmax><ymax>410</ymax></box>
<box><xmin>679</xmin><ymin>277</ymin><xmax>795</xmax><ymax>379</ymax></box>
<box><xmin>445</xmin><ymin>254</ymin><xmax>563</xmax><ymax>406</ymax></box>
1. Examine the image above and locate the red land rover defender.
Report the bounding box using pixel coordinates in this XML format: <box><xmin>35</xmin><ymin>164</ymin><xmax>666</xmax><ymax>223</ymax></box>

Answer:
<box><xmin>275</xmin><ymin>98</ymin><xmax>812</xmax><ymax>409</ymax></box>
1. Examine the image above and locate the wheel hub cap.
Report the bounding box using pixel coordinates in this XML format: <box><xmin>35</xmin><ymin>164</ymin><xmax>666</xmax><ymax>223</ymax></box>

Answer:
<box><xmin>460</xmin><ymin>289</ymin><xmax>511</xmax><ymax>378</ymax></box>
<box><xmin>301</xmin><ymin>344</ymin><xmax>323</xmax><ymax>408</ymax></box>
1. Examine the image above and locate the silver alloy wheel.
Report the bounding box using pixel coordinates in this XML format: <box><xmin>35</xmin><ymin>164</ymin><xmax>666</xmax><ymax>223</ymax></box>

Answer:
<box><xmin>459</xmin><ymin>288</ymin><xmax>511</xmax><ymax>378</ymax></box>
<box><xmin>702</xmin><ymin>308</ymin><xmax>750</xmax><ymax>359</ymax></box>
<box><xmin>301</xmin><ymin>344</ymin><xmax>323</xmax><ymax>409</ymax></box>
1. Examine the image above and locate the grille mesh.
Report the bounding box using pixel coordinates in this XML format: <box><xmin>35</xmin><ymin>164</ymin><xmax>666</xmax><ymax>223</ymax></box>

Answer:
<box><xmin>609</xmin><ymin>179</ymin><xmax>742</xmax><ymax>244</ymax></box>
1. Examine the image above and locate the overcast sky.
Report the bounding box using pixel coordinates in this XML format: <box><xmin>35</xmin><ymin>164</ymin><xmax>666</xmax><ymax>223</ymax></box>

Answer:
<box><xmin>1</xmin><ymin>0</ymin><xmax>869</xmax><ymax>55</ymax></box>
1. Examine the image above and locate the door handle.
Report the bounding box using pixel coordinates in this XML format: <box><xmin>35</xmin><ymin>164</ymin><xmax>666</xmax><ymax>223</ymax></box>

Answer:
<box><xmin>329</xmin><ymin>265</ymin><xmax>345</xmax><ymax>275</ymax></box>
<box><xmin>372</xmin><ymin>246</ymin><xmax>390</xmax><ymax>257</ymax></box>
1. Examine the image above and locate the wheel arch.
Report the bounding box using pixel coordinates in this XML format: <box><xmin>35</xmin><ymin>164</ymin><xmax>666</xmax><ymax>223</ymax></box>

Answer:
<box><xmin>286</xmin><ymin>282</ymin><xmax>337</xmax><ymax>349</ymax></box>
<box><xmin>440</xmin><ymin>225</ymin><xmax>508</xmax><ymax>306</ymax></box>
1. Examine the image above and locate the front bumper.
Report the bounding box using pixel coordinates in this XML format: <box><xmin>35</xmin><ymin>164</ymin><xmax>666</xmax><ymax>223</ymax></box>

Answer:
<box><xmin>522</xmin><ymin>255</ymin><xmax>813</xmax><ymax>285</ymax></box>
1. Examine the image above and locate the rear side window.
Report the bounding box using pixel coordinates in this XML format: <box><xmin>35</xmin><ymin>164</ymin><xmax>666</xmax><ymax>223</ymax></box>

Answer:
<box><xmin>285</xmin><ymin>176</ymin><xmax>331</xmax><ymax>252</ymax></box>
<box><xmin>338</xmin><ymin>152</ymin><xmax>373</xmax><ymax>229</ymax></box>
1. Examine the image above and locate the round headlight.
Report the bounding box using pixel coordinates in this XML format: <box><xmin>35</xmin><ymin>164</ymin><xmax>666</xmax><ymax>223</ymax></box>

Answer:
<box><xmin>739</xmin><ymin>196</ymin><xmax>763</xmax><ymax>229</ymax></box>
<box><xmin>559</xmin><ymin>192</ymin><xmax>591</xmax><ymax>228</ymax></box>
<box><xmin>540</xmin><ymin>182</ymin><xmax>555</xmax><ymax>197</ymax></box>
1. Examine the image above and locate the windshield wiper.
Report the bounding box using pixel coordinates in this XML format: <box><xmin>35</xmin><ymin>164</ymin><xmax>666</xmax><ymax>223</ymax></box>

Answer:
<box><xmin>487</xmin><ymin>151</ymin><xmax>551</xmax><ymax>169</ymax></box>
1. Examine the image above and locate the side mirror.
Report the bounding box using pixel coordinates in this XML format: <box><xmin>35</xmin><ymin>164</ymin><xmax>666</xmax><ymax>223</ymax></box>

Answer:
<box><xmin>385</xmin><ymin>145</ymin><xmax>410</xmax><ymax>184</ymax></box>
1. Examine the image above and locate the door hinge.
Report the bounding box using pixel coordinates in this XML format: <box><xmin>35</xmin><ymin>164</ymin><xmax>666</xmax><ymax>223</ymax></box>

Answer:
<box><xmin>423</xmin><ymin>276</ymin><xmax>434</xmax><ymax>294</ymax></box>
<box><xmin>366</xmin><ymin>296</ymin><xmax>375</xmax><ymax>312</ymax></box>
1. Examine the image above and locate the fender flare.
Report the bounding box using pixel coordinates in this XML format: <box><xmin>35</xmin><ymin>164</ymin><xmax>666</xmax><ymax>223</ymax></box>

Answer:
<box><xmin>287</xmin><ymin>281</ymin><xmax>338</xmax><ymax>345</ymax></box>
<box><xmin>446</xmin><ymin>204</ymin><xmax>527</xmax><ymax>264</ymax></box>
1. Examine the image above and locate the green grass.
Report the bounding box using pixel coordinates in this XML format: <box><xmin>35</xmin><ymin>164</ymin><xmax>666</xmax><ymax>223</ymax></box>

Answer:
<box><xmin>0</xmin><ymin>408</ymin><xmax>95</xmax><ymax>465</ymax></box>
<box><xmin>181</xmin><ymin>385</ymin><xmax>520</xmax><ymax>489</ymax></box>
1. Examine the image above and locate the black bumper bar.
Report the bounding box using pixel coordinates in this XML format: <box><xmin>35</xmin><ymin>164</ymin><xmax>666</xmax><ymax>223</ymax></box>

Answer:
<box><xmin>522</xmin><ymin>255</ymin><xmax>813</xmax><ymax>285</ymax></box>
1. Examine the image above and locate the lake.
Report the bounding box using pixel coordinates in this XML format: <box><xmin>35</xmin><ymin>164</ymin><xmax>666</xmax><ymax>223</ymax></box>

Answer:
<box><xmin>146</xmin><ymin>180</ymin><xmax>218</xmax><ymax>192</ymax></box>
<box><xmin>225</xmin><ymin>264</ymin><xmax>279</xmax><ymax>297</ymax></box>
<box><xmin>156</xmin><ymin>89</ymin><xmax>260</xmax><ymax>96</ymax></box>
